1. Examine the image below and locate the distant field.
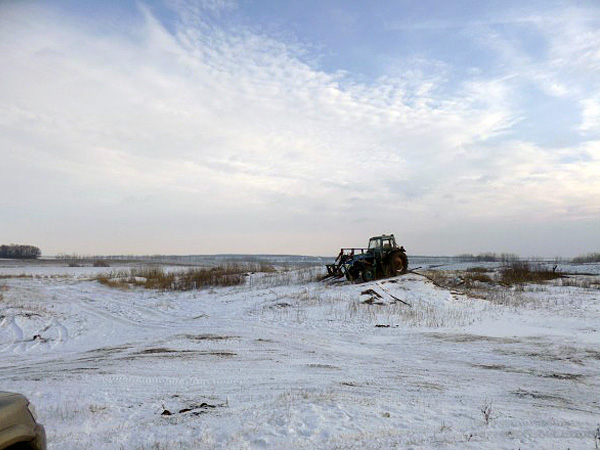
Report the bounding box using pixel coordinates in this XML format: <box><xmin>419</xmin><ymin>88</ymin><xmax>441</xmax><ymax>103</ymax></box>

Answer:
<box><xmin>1</xmin><ymin>259</ymin><xmax>599</xmax><ymax>449</ymax></box>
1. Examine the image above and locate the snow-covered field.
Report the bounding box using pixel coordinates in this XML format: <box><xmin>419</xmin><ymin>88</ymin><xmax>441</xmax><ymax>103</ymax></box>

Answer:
<box><xmin>1</xmin><ymin>260</ymin><xmax>600</xmax><ymax>449</ymax></box>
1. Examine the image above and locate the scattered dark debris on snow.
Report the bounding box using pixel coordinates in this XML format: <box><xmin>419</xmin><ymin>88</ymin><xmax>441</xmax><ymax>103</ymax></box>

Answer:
<box><xmin>183</xmin><ymin>333</ymin><xmax>239</xmax><ymax>341</ymax></box>
<box><xmin>307</xmin><ymin>363</ymin><xmax>340</xmax><ymax>370</ymax></box>
<box><xmin>130</xmin><ymin>348</ymin><xmax>237</xmax><ymax>359</ymax></box>
<box><xmin>360</xmin><ymin>288</ymin><xmax>384</xmax><ymax>305</ymax></box>
<box><xmin>361</xmin><ymin>289</ymin><xmax>383</xmax><ymax>299</ymax></box>
<box><xmin>428</xmin><ymin>333</ymin><xmax>519</xmax><ymax>344</ymax></box>
<box><xmin>360</xmin><ymin>287</ymin><xmax>412</xmax><ymax>306</ymax></box>
<box><xmin>540</xmin><ymin>372</ymin><xmax>584</xmax><ymax>380</ymax></box>
<box><xmin>362</xmin><ymin>297</ymin><xmax>384</xmax><ymax>305</ymax></box>
<box><xmin>161</xmin><ymin>402</ymin><xmax>222</xmax><ymax>417</ymax></box>
<box><xmin>512</xmin><ymin>389</ymin><xmax>568</xmax><ymax>402</ymax></box>
<box><xmin>271</xmin><ymin>302</ymin><xmax>292</xmax><ymax>308</ymax></box>
<box><xmin>139</xmin><ymin>347</ymin><xmax>178</xmax><ymax>354</ymax></box>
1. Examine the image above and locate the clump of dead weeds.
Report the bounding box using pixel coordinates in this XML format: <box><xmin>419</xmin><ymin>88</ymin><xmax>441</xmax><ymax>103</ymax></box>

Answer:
<box><xmin>466</xmin><ymin>267</ymin><xmax>490</xmax><ymax>274</ymax></box>
<box><xmin>419</xmin><ymin>270</ymin><xmax>492</xmax><ymax>290</ymax></box>
<box><xmin>93</xmin><ymin>260</ymin><xmax>111</xmax><ymax>267</ymax></box>
<box><xmin>464</xmin><ymin>272</ymin><xmax>493</xmax><ymax>284</ymax></box>
<box><xmin>96</xmin><ymin>265</ymin><xmax>249</xmax><ymax>291</ymax></box>
<box><xmin>499</xmin><ymin>262</ymin><xmax>562</xmax><ymax>285</ymax></box>
<box><xmin>419</xmin><ymin>262</ymin><xmax>562</xmax><ymax>300</ymax></box>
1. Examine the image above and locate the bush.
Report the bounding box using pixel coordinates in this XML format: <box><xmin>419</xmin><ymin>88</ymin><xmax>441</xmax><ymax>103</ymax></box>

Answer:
<box><xmin>93</xmin><ymin>260</ymin><xmax>111</xmax><ymax>267</ymax></box>
<box><xmin>500</xmin><ymin>262</ymin><xmax>561</xmax><ymax>285</ymax></box>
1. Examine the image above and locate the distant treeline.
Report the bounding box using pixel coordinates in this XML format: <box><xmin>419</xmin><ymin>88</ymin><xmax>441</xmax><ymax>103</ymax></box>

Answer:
<box><xmin>0</xmin><ymin>244</ymin><xmax>42</xmax><ymax>259</ymax></box>
<box><xmin>54</xmin><ymin>253</ymin><xmax>329</xmax><ymax>266</ymax></box>
<box><xmin>455</xmin><ymin>253</ymin><xmax>519</xmax><ymax>263</ymax></box>
<box><xmin>455</xmin><ymin>252</ymin><xmax>599</xmax><ymax>264</ymax></box>
<box><xmin>572</xmin><ymin>253</ymin><xmax>600</xmax><ymax>263</ymax></box>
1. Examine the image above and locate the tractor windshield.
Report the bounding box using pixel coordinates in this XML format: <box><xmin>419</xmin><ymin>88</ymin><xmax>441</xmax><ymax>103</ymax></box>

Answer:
<box><xmin>382</xmin><ymin>237</ymin><xmax>396</xmax><ymax>250</ymax></box>
<box><xmin>368</xmin><ymin>238</ymin><xmax>380</xmax><ymax>251</ymax></box>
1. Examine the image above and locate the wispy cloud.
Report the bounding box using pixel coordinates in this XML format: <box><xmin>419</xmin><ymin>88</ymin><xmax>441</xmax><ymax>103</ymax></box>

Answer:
<box><xmin>0</xmin><ymin>1</ymin><xmax>598</xmax><ymax>255</ymax></box>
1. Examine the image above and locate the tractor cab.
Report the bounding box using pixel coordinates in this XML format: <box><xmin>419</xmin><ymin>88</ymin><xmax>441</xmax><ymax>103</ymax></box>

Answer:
<box><xmin>368</xmin><ymin>235</ymin><xmax>398</xmax><ymax>254</ymax></box>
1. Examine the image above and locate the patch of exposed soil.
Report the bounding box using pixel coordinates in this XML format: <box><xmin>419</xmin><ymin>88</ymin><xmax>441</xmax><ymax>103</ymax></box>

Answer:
<box><xmin>428</xmin><ymin>333</ymin><xmax>519</xmax><ymax>344</ymax></box>
<box><xmin>307</xmin><ymin>363</ymin><xmax>340</xmax><ymax>370</ymax></box>
<box><xmin>182</xmin><ymin>334</ymin><xmax>239</xmax><ymax>341</ymax></box>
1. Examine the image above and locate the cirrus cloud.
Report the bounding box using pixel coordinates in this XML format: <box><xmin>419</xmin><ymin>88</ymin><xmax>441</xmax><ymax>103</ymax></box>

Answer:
<box><xmin>0</xmin><ymin>0</ymin><xmax>598</xmax><ymax>256</ymax></box>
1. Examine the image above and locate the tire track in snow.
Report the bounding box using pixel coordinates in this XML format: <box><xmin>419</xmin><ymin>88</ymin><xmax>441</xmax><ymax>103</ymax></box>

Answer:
<box><xmin>0</xmin><ymin>316</ymin><xmax>24</xmax><ymax>353</ymax></box>
<box><xmin>49</xmin><ymin>280</ymin><xmax>201</xmax><ymax>329</ymax></box>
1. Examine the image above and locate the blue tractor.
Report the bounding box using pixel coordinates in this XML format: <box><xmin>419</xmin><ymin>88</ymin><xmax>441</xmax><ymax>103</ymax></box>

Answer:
<box><xmin>326</xmin><ymin>234</ymin><xmax>408</xmax><ymax>282</ymax></box>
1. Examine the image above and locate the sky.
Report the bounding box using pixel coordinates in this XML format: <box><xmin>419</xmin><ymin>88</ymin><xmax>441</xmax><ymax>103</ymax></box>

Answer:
<box><xmin>0</xmin><ymin>0</ymin><xmax>599</xmax><ymax>257</ymax></box>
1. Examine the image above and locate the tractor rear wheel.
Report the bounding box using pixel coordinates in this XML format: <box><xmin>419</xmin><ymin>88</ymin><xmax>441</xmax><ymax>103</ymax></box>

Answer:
<box><xmin>387</xmin><ymin>251</ymin><xmax>408</xmax><ymax>276</ymax></box>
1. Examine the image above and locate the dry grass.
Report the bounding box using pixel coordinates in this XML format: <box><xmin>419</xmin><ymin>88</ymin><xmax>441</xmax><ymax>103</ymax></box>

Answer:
<box><xmin>466</xmin><ymin>267</ymin><xmax>490</xmax><ymax>273</ymax></box>
<box><xmin>97</xmin><ymin>278</ymin><xmax>131</xmax><ymax>289</ymax></box>
<box><xmin>378</xmin><ymin>302</ymin><xmax>475</xmax><ymax>327</ymax></box>
<box><xmin>464</xmin><ymin>272</ymin><xmax>493</xmax><ymax>284</ymax></box>
<box><xmin>560</xmin><ymin>277</ymin><xmax>600</xmax><ymax>289</ymax></box>
<box><xmin>423</xmin><ymin>265</ymin><xmax>560</xmax><ymax>289</ymax></box>
<box><xmin>0</xmin><ymin>273</ymin><xmax>34</xmax><ymax>279</ymax></box>
<box><xmin>96</xmin><ymin>265</ymin><xmax>249</xmax><ymax>291</ymax></box>
<box><xmin>418</xmin><ymin>270</ymin><xmax>491</xmax><ymax>290</ymax></box>
<box><xmin>499</xmin><ymin>262</ymin><xmax>561</xmax><ymax>285</ymax></box>
<box><xmin>483</xmin><ymin>288</ymin><xmax>539</xmax><ymax>308</ymax></box>
<box><xmin>415</xmin><ymin>268</ymin><xmax>566</xmax><ymax>310</ymax></box>
<box><xmin>252</xmin><ymin>266</ymin><xmax>324</xmax><ymax>288</ymax></box>
<box><xmin>96</xmin><ymin>269</ymin><xmax>134</xmax><ymax>289</ymax></box>
<box><xmin>176</xmin><ymin>266</ymin><xmax>245</xmax><ymax>290</ymax></box>
<box><xmin>256</xmin><ymin>262</ymin><xmax>277</xmax><ymax>273</ymax></box>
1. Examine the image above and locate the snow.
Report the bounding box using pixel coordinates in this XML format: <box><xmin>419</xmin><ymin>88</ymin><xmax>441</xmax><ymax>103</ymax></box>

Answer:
<box><xmin>1</xmin><ymin>261</ymin><xmax>599</xmax><ymax>449</ymax></box>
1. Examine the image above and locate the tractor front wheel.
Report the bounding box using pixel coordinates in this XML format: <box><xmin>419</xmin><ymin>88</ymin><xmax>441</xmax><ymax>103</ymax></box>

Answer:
<box><xmin>361</xmin><ymin>267</ymin><xmax>375</xmax><ymax>282</ymax></box>
<box><xmin>346</xmin><ymin>266</ymin><xmax>360</xmax><ymax>281</ymax></box>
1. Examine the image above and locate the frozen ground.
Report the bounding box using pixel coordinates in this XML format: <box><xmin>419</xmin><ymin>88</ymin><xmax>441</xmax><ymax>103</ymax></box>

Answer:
<box><xmin>1</xmin><ymin>260</ymin><xmax>599</xmax><ymax>449</ymax></box>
